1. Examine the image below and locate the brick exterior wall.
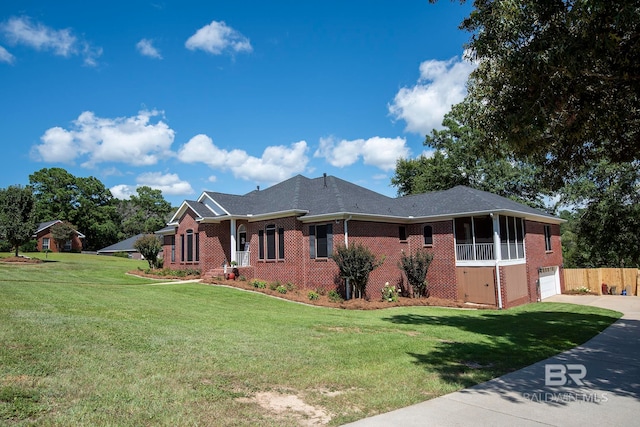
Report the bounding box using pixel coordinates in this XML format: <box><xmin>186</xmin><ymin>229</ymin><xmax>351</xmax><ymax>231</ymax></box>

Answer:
<box><xmin>524</xmin><ymin>220</ymin><xmax>565</xmax><ymax>302</ymax></box>
<box><xmin>163</xmin><ymin>211</ymin><xmax>563</xmax><ymax>309</ymax></box>
<box><xmin>35</xmin><ymin>228</ymin><xmax>83</xmax><ymax>252</ymax></box>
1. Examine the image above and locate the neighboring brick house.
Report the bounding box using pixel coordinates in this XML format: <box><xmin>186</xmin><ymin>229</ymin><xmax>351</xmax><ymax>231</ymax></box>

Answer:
<box><xmin>33</xmin><ymin>220</ymin><xmax>85</xmax><ymax>253</ymax></box>
<box><xmin>160</xmin><ymin>174</ymin><xmax>564</xmax><ymax>308</ymax></box>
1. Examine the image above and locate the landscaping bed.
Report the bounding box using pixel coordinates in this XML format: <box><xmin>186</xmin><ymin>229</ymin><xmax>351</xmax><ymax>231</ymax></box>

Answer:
<box><xmin>0</xmin><ymin>256</ymin><xmax>43</xmax><ymax>264</ymax></box>
<box><xmin>202</xmin><ymin>276</ymin><xmax>491</xmax><ymax>310</ymax></box>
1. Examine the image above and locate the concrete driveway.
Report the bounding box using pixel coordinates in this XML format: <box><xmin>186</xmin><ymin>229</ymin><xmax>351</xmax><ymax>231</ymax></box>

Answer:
<box><xmin>342</xmin><ymin>295</ymin><xmax>640</xmax><ymax>427</ymax></box>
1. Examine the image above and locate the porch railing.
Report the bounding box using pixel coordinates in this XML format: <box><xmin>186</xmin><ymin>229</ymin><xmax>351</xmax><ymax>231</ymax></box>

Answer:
<box><xmin>456</xmin><ymin>243</ymin><xmax>495</xmax><ymax>261</ymax></box>
<box><xmin>235</xmin><ymin>251</ymin><xmax>251</xmax><ymax>267</ymax></box>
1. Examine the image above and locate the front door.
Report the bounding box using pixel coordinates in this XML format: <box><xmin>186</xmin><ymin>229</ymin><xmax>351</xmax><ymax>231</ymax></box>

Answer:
<box><xmin>238</xmin><ymin>231</ymin><xmax>247</xmax><ymax>251</ymax></box>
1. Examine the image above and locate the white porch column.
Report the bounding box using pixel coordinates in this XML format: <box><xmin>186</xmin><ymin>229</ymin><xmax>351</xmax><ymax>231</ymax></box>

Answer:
<box><xmin>230</xmin><ymin>218</ymin><xmax>237</xmax><ymax>264</ymax></box>
<box><xmin>492</xmin><ymin>213</ymin><xmax>503</xmax><ymax>309</ymax></box>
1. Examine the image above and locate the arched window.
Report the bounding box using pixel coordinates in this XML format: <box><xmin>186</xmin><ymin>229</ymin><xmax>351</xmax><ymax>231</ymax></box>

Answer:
<box><xmin>423</xmin><ymin>225</ymin><xmax>433</xmax><ymax>246</ymax></box>
<box><xmin>183</xmin><ymin>229</ymin><xmax>199</xmax><ymax>262</ymax></box>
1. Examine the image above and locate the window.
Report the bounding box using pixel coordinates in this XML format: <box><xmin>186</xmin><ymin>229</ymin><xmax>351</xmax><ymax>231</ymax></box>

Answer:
<box><xmin>266</xmin><ymin>224</ymin><xmax>276</xmax><ymax>260</ymax></box>
<box><xmin>544</xmin><ymin>225</ymin><xmax>552</xmax><ymax>251</ymax></box>
<box><xmin>258</xmin><ymin>225</ymin><xmax>285</xmax><ymax>261</ymax></box>
<box><xmin>186</xmin><ymin>230</ymin><xmax>193</xmax><ymax>261</ymax></box>
<box><xmin>278</xmin><ymin>227</ymin><xmax>285</xmax><ymax>259</ymax></box>
<box><xmin>42</xmin><ymin>237</ymin><xmax>50</xmax><ymax>250</ymax></box>
<box><xmin>170</xmin><ymin>236</ymin><xmax>175</xmax><ymax>262</ymax></box>
<box><xmin>399</xmin><ymin>226</ymin><xmax>407</xmax><ymax>241</ymax></box>
<box><xmin>195</xmin><ymin>232</ymin><xmax>200</xmax><ymax>261</ymax></box>
<box><xmin>182</xmin><ymin>229</ymin><xmax>199</xmax><ymax>262</ymax></box>
<box><xmin>423</xmin><ymin>225</ymin><xmax>433</xmax><ymax>246</ymax></box>
<box><xmin>64</xmin><ymin>240</ymin><xmax>72</xmax><ymax>251</ymax></box>
<box><xmin>310</xmin><ymin>224</ymin><xmax>333</xmax><ymax>259</ymax></box>
<box><xmin>258</xmin><ymin>230</ymin><xmax>265</xmax><ymax>260</ymax></box>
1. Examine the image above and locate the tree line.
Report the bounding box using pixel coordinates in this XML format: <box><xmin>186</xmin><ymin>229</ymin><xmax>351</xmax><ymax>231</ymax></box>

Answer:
<box><xmin>394</xmin><ymin>1</ymin><xmax>639</xmax><ymax>268</ymax></box>
<box><xmin>0</xmin><ymin>167</ymin><xmax>173</xmax><ymax>253</ymax></box>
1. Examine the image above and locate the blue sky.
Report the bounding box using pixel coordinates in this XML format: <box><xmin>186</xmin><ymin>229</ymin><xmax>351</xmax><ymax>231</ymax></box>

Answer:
<box><xmin>0</xmin><ymin>1</ymin><xmax>475</xmax><ymax>206</ymax></box>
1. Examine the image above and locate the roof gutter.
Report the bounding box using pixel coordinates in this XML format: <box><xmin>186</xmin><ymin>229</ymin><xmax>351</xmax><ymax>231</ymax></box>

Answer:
<box><xmin>198</xmin><ymin>209</ymin><xmax>309</xmax><ymax>224</ymax></box>
<box><xmin>300</xmin><ymin>209</ymin><xmax>563</xmax><ymax>225</ymax></box>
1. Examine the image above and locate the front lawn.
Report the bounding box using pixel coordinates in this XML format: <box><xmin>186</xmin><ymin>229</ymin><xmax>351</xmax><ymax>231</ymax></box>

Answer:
<box><xmin>0</xmin><ymin>253</ymin><xmax>622</xmax><ymax>426</ymax></box>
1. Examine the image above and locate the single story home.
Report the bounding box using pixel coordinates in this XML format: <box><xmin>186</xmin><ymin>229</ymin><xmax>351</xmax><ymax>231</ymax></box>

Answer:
<box><xmin>160</xmin><ymin>174</ymin><xmax>564</xmax><ymax>308</ymax></box>
<box><xmin>97</xmin><ymin>233</ymin><xmax>163</xmax><ymax>260</ymax></box>
<box><xmin>33</xmin><ymin>220</ymin><xmax>85</xmax><ymax>253</ymax></box>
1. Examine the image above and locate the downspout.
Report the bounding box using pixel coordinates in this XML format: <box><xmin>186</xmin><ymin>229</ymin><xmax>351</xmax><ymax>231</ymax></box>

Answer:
<box><xmin>344</xmin><ymin>215</ymin><xmax>352</xmax><ymax>300</ymax></box>
<box><xmin>492</xmin><ymin>213</ymin><xmax>503</xmax><ymax>309</ymax></box>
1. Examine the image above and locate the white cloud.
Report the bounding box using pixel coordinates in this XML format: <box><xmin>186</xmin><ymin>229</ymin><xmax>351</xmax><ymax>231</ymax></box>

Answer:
<box><xmin>110</xmin><ymin>172</ymin><xmax>194</xmax><ymax>200</ymax></box>
<box><xmin>81</xmin><ymin>42</ymin><xmax>103</xmax><ymax>67</ymax></box>
<box><xmin>136</xmin><ymin>172</ymin><xmax>193</xmax><ymax>195</ymax></box>
<box><xmin>177</xmin><ymin>134</ymin><xmax>309</xmax><ymax>183</ymax></box>
<box><xmin>0</xmin><ymin>45</ymin><xmax>15</xmax><ymax>64</ymax></box>
<box><xmin>388</xmin><ymin>53</ymin><xmax>476</xmax><ymax>135</ymax></box>
<box><xmin>32</xmin><ymin>110</ymin><xmax>175</xmax><ymax>167</ymax></box>
<box><xmin>110</xmin><ymin>184</ymin><xmax>136</xmax><ymax>200</ymax></box>
<box><xmin>1</xmin><ymin>16</ymin><xmax>101</xmax><ymax>66</ymax></box>
<box><xmin>314</xmin><ymin>136</ymin><xmax>409</xmax><ymax>171</ymax></box>
<box><xmin>136</xmin><ymin>38</ymin><xmax>162</xmax><ymax>59</ymax></box>
<box><xmin>185</xmin><ymin>20</ymin><xmax>252</xmax><ymax>55</ymax></box>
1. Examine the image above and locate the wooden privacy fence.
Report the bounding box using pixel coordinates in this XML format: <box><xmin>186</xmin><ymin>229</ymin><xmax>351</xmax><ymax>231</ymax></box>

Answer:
<box><xmin>563</xmin><ymin>268</ymin><xmax>639</xmax><ymax>296</ymax></box>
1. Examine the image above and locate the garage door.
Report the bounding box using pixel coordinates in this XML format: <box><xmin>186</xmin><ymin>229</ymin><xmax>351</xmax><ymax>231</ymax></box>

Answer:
<box><xmin>539</xmin><ymin>266</ymin><xmax>560</xmax><ymax>299</ymax></box>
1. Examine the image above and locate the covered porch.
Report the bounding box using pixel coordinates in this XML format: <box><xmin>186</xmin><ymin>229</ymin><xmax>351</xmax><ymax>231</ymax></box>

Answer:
<box><xmin>229</xmin><ymin>219</ymin><xmax>251</xmax><ymax>267</ymax></box>
<box><xmin>454</xmin><ymin>214</ymin><xmax>526</xmax><ymax>263</ymax></box>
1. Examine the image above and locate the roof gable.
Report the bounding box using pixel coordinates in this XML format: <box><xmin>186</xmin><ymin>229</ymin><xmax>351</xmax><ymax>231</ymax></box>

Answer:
<box><xmin>34</xmin><ymin>220</ymin><xmax>86</xmax><ymax>238</ymax></box>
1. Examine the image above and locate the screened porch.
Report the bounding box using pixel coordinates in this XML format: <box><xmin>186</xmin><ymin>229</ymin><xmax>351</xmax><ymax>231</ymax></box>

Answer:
<box><xmin>454</xmin><ymin>215</ymin><xmax>526</xmax><ymax>262</ymax></box>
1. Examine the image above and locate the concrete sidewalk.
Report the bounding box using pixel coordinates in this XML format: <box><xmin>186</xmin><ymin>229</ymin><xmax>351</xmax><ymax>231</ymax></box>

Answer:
<box><xmin>343</xmin><ymin>295</ymin><xmax>640</xmax><ymax>427</ymax></box>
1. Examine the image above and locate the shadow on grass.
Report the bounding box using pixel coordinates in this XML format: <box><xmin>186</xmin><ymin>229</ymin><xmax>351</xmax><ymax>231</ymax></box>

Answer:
<box><xmin>382</xmin><ymin>306</ymin><xmax>633</xmax><ymax>406</ymax></box>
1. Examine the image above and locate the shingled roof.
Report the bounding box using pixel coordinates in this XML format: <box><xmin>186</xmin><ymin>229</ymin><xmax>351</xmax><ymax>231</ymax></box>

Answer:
<box><xmin>168</xmin><ymin>174</ymin><xmax>560</xmax><ymax>225</ymax></box>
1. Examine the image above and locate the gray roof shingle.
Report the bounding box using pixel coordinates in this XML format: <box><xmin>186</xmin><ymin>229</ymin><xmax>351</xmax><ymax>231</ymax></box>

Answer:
<box><xmin>97</xmin><ymin>233</ymin><xmax>162</xmax><ymax>253</ymax></box>
<box><xmin>187</xmin><ymin>174</ymin><xmax>558</xmax><ymax>223</ymax></box>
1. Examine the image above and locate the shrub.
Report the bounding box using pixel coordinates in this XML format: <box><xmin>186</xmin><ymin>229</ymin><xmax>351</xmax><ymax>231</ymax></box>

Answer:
<box><xmin>307</xmin><ymin>290</ymin><xmax>320</xmax><ymax>301</ymax></box>
<box><xmin>133</xmin><ymin>234</ymin><xmax>163</xmax><ymax>270</ymax></box>
<box><xmin>154</xmin><ymin>257</ymin><xmax>164</xmax><ymax>269</ymax></box>
<box><xmin>399</xmin><ymin>249</ymin><xmax>433</xmax><ymax>298</ymax></box>
<box><xmin>328</xmin><ymin>290</ymin><xmax>343</xmax><ymax>303</ymax></box>
<box><xmin>276</xmin><ymin>285</ymin><xmax>287</xmax><ymax>294</ymax></box>
<box><xmin>285</xmin><ymin>281</ymin><xmax>296</xmax><ymax>292</ymax></box>
<box><xmin>0</xmin><ymin>240</ymin><xmax>13</xmax><ymax>252</ymax></box>
<box><xmin>331</xmin><ymin>243</ymin><xmax>384</xmax><ymax>299</ymax></box>
<box><xmin>269</xmin><ymin>281</ymin><xmax>280</xmax><ymax>291</ymax></box>
<box><xmin>113</xmin><ymin>251</ymin><xmax>129</xmax><ymax>258</ymax></box>
<box><xmin>19</xmin><ymin>239</ymin><xmax>38</xmax><ymax>253</ymax></box>
<box><xmin>381</xmin><ymin>281</ymin><xmax>399</xmax><ymax>302</ymax></box>
<box><xmin>251</xmin><ymin>279</ymin><xmax>267</xmax><ymax>289</ymax></box>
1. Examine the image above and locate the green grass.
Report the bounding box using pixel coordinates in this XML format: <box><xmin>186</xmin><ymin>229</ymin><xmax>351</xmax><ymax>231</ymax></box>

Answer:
<box><xmin>0</xmin><ymin>253</ymin><xmax>622</xmax><ymax>426</ymax></box>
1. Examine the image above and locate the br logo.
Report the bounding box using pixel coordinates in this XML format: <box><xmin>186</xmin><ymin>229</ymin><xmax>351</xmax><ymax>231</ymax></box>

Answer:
<box><xmin>545</xmin><ymin>364</ymin><xmax>587</xmax><ymax>386</ymax></box>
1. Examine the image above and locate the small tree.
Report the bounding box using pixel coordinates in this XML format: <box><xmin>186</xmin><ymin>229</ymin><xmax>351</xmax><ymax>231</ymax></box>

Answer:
<box><xmin>399</xmin><ymin>249</ymin><xmax>434</xmax><ymax>298</ymax></box>
<box><xmin>331</xmin><ymin>243</ymin><xmax>384</xmax><ymax>299</ymax></box>
<box><xmin>51</xmin><ymin>221</ymin><xmax>77</xmax><ymax>252</ymax></box>
<box><xmin>133</xmin><ymin>234</ymin><xmax>162</xmax><ymax>269</ymax></box>
<box><xmin>0</xmin><ymin>185</ymin><xmax>37</xmax><ymax>257</ymax></box>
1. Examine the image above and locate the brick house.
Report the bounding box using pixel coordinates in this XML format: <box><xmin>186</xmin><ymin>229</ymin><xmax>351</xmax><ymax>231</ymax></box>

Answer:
<box><xmin>33</xmin><ymin>220</ymin><xmax>85</xmax><ymax>253</ymax></box>
<box><xmin>160</xmin><ymin>174</ymin><xmax>564</xmax><ymax>308</ymax></box>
